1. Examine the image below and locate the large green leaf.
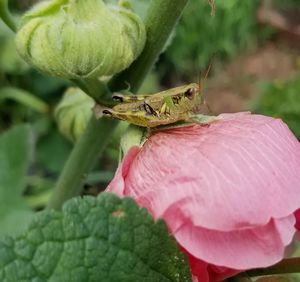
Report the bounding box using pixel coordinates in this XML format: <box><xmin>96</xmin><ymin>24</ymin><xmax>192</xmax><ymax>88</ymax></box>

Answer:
<box><xmin>0</xmin><ymin>193</ymin><xmax>191</xmax><ymax>282</ymax></box>
<box><xmin>0</xmin><ymin>125</ymin><xmax>33</xmax><ymax>235</ymax></box>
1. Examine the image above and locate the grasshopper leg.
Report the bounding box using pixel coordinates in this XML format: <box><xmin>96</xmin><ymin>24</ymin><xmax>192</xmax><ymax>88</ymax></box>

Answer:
<box><xmin>112</xmin><ymin>93</ymin><xmax>152</xmax><ymax>103</ymax></box>
<box><xmin>146</xmin><ymin>114</ymin><xmax>181</xmax><ymax>128</ymax></box>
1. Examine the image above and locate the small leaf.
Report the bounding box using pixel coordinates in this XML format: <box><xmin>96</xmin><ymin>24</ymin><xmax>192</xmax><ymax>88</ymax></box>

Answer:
<box><xmin>0</xmin><ymin>193</ymin><xmax>192</xmax><ymax>281</ymax></box>
<box><xmin>0</xmin><ymin>125</ymin><xmax>34</xmax><ymax>235</ymax></box>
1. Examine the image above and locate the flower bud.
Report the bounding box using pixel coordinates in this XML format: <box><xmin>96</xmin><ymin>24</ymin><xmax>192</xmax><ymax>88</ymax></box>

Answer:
<box><xmin>16</xmin><ymin>0</ymin><xmax>146</xmax><ymax>79</ymax></box>
<box><xmin>55</xmin><ymin>87</ymin><xmax>94</xmax><ymax>142</ymax></box>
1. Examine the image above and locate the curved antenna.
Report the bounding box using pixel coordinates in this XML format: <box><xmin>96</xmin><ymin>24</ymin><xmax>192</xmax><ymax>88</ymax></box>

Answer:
<box><xmin>198</xmin><ymin>71</ymin><xmax>202</xmax><ymax>97</ymax></box>
<box><xmin>200</xmin><ymin>63</ymin><xmax>212</xmax><ymax>97</ymax></box>
<box><xmin>201</xmin><ymin>63</ymin><xmax>213</xmax><ymax>114</ymax></box>
<box><xmin>204</xmin><ymin>63</ymin><xmax>212</xmax><ymax>81</ymax></box>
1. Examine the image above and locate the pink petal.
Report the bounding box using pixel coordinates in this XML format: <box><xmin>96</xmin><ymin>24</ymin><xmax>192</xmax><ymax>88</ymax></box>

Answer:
<box><xmin>174</xmin><ymin>215</ymin><xmax>295</xmax><ymax>269</ymax></box>
<box><xmin>123</xmin><ymin>113</ymin><xmax>300</xmax><ymax>231</ymax></box>
<box><xmin>106</xmin><ymin>146</ymin><xmax>140</xmax><ymax>196</ymax></box>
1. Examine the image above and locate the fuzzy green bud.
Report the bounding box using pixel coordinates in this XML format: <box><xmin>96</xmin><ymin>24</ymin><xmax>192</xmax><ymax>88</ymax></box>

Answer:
<box><xmin>16</xmin><ymin>0</ymin><xmax>146</xmax><ymax>79</ymax></box>
<box><xmin>55</xmin><ymin>87</ymin><xmax>94</xmax><ymax>142</ymax></box>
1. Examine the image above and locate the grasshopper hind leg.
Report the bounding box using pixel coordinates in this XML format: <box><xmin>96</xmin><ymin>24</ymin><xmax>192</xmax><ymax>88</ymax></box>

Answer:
<box><xmin>112</xmin><ymin>93</ymin><xmax>152</xmax><ymax>103</ymax></box>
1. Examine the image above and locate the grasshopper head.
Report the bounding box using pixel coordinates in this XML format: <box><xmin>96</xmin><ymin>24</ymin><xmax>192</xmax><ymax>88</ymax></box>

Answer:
<box><xmin>177</xmin><ymin>83</ymin><xmax>203</xmax><ymax>113</ymax></box>
<box><xmin>182</xmin><ymin>83</ymin><xmax>200</xmax><ymax>98</ymax></box>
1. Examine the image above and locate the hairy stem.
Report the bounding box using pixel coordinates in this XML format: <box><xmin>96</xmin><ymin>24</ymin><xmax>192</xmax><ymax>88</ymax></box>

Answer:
<box><xmin>247</xmin><ymin>257</ymin><xmax>300</xmax><ymax>277</ymax></box>
<box><xmin>0</xmin><ymin>0</ymin><xmax>17</xmax><ymax>32</ymax></box>
<box><xmin>47</xmin><ymin>0</ymin><xmax>189</xmax><ymax>210</ymax></box>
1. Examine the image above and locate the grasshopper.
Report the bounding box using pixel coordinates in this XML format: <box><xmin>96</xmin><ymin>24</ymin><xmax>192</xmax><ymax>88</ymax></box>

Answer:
<box><xmin>102</xmin><ymin>65</ymin><xmax>212</xmax><ymax>128</ymax></box>
<box><xmin>102</xmin><ymin>82</ymin><xmax>205</xmax><ymax>128</ymax></box>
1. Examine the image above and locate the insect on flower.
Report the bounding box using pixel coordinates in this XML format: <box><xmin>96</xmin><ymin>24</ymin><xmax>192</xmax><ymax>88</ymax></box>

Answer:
<box><xmin>102</xmin><ymin>66</ymin><xmax>212</xmax><ymax>128</ymax></box>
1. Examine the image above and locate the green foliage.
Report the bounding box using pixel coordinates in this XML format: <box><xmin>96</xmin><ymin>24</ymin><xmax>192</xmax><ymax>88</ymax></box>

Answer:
<box><xmin>163</xmin><ymin>0</ymin><xmax>260</xmax><ymax>77</ymax></box>
<box><xmin>0</xmin><ymin>18</ymin><xmax>72</xmax><ymax>179</ymax></box>
<box><xmin>36</xmin><ymin>123</ymin><xmax>72</xmax><ymax>173</ymax></box>
<box><xmin>273</xmin><ymin>0</ymin><xmax>300</xmax><ymax>10</ymax></box>
<box><xmin>252</xmin><ymin>76</ymin><xmax>300</xmax><ymax>139</ymax></box>
<box><xmin>0</xmin><ymin>125</ymin><xmax>33</xmax><ymax>236</ymax></box>
<box><xmin>0</xmin><ymin>193</ymin><xmax>191</xmax><ymax>282</ymax></box>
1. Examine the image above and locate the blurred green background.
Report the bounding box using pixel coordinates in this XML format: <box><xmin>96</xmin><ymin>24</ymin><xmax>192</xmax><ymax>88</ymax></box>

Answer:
<box><xmin>1</xmin><ymin>0</ymin><xmax>300</xmax><ymax>224</ymax></box>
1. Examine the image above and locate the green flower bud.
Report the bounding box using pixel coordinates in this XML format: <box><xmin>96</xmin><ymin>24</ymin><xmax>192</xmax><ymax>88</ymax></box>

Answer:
<box><xmin>16</xmin><ymin>0</ymin><xmax>146</xmax><ymax>79</ymax></box>
<box><xmin>55</xmin><ymin>87</ymin><xmax>94</xmax><ymax>142</ymax></box>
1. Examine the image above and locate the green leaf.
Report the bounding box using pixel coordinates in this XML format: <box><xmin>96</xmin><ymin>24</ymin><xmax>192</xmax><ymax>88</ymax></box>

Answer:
<box><xmin>0</xmin><ymin>193</ymin><xmax>192</xmax><ymax>282</ymax></box>
<box><xmin>0</xmin><ymin>125</ymin><xmax>33</xmax><ymax>236</ymax></box>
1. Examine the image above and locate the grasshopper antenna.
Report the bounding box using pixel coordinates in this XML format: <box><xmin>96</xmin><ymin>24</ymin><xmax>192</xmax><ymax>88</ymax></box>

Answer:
<box><xmin>198</xmin><ymin>71</ymin><xmax>202</xmax><ymax>97</ymax></box>
<box><xmin>204</xmin><ymin>63</ymin><xmax>212</xmax><ymax>82</ymax></box>
<box><xmin>201</xmin><ymin>63</ymin><xmax>214</xmax><ymax>114</ymax></box>
<box><xmin>200</xmin><ymin>63</ymin><xmax>212</xmax><ymax>96</ymax></box>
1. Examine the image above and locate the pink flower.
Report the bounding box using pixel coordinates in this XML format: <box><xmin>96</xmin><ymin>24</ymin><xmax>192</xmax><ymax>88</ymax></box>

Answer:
<box><xmin>106</xmin><ymin>112</ymin><xmax>300</xmax><ymax>281</ymax></box>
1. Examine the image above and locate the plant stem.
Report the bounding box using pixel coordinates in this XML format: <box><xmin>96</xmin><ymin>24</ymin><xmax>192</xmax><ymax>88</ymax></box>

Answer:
<box><xmin>247</xmin><ymin>257</ymin><xmax>300</xmax><ymax>277</ymax></box>
<box><xmin>72</xmin><ymin>78</ymin><xmax>115</xmax><ymax>107</ymax></box>
<box><xmin>47</xmin><ymin>116</ymin><xmax>117</xmax><ymax>210</ymax></box>
<box><xmin>47</xmin><ymin>0</ymin><xmax>189</xmax><ymax>210</ymax></box>
<box><xmin>0</xmin><ymin>0</ymin><xmax>17</xmax><ymax>32</ymax></box>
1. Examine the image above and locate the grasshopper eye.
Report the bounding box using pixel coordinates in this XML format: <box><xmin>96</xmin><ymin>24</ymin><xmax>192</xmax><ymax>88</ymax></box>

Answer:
<box><xmin>103</xmin><ymin>109</ymin><xmax>113</xmax><ymax>116</ymax></box>
<box><xmin>112</xmin><ymin>95</ymin><xmax>124</xmax><ymax>102</ymax></box>
<box><xmin>143</xmin><ymin>102</ymin><xmax>157</xmax><ymax>116</ymax></box>
<box><xmin>184</xmin><ymin>88</ymin><xmax>195</xmax><ymax>100</ymax></box>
